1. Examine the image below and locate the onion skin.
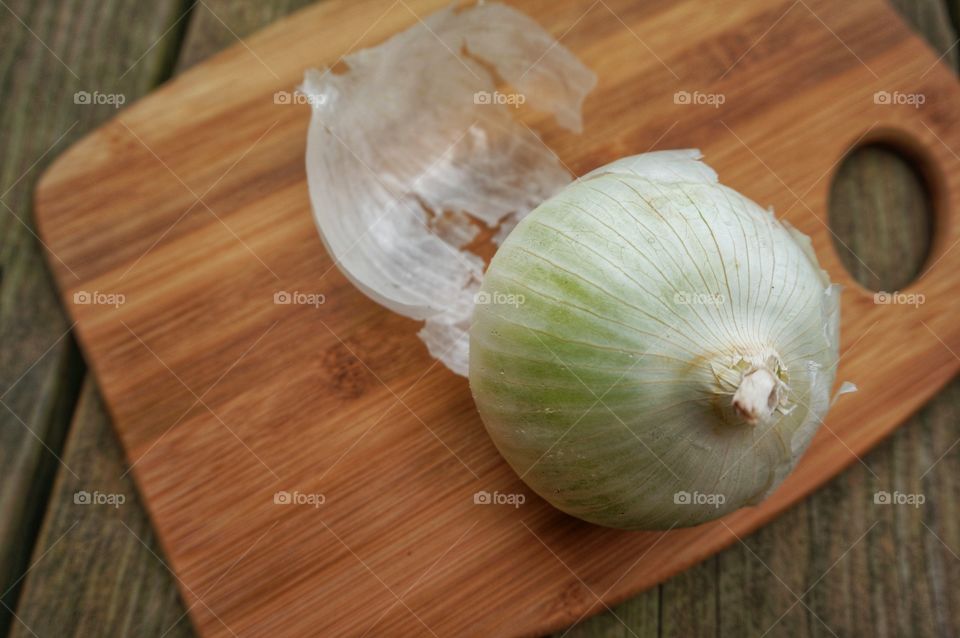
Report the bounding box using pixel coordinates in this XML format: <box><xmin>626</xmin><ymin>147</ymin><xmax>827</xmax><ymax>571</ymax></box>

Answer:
<box><xmin>301</xmin><ymin>2</ymin><xmax>596</xmax><ymax>377</ymax></box>
<box><xmin>469</xmin><ymin>152</ymin><xmax>840</xmax><ymax>530</ymax></box>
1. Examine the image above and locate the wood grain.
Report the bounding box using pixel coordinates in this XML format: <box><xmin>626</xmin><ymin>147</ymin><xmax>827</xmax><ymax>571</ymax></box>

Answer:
<box><xmin>0</xmin><ymin>0</ymin><xmax>190</xmax><ymax>634</ymax></box>
<box><xmin>26</xmin><ymin>1</ymin><xmax>952</xmax><ymax>631</ymax></box>
<box><xmin>829</xmin><ymin>144</ymin><xmax>933</xmax><ymax>291</ymax></box>
<box><xmin>9</xmin><ymin>381</ymin><xmax>194</xmax><ymax>638</ymax></box>
<box><xmin>174</xmin><ymin>0</ymin><xmax>317</xmax><ymax>72</ymax></box>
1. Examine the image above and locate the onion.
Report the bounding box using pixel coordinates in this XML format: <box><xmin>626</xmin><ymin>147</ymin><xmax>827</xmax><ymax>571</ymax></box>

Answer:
<box><xmin>469</xmin><ymin>150</ymin><xmax>845</xmax><ymax>529</ymax></box>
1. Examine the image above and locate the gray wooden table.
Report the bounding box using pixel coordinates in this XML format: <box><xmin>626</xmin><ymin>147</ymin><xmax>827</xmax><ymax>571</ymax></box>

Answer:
<box><xmin>1</xmin><ymin>1</ymin><xmax>958</xmax><ymax>636</ymax></box>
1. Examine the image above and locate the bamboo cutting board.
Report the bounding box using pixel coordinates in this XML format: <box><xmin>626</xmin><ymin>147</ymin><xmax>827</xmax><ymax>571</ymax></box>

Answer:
<box><xmin>34</xmin><ymin>0</ymin><xmax>960</xmax><ymax>635</ymax></box>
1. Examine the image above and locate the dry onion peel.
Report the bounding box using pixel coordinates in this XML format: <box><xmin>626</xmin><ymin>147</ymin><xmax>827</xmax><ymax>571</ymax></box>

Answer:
<box><xmin>302</xmin><ymin>2</ymin><xmax>596</xmax><ymax>375</ymax></box>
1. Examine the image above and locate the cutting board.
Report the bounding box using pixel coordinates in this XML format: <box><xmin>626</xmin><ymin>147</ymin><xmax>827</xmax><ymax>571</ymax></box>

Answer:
<box><xmin>34</xmin><ymin>0</ymin><xmax>960</xmax><ymax>635</ymax></box>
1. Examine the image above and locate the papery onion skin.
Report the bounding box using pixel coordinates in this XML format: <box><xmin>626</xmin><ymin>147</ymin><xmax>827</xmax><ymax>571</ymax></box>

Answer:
<box><xmin>301</xmin><ymin>2</ymin><xmax>596</xmax><ymax>376</ymax></box>
<box><xmin>469</xmin><ymin>150</ymin><xmax>840</xmax><ymax>530</ymax></box>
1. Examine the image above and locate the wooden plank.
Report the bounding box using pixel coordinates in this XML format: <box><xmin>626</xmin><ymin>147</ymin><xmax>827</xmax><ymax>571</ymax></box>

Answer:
<box><xmin>718</xmin><ymin>510</ymin><xmax>817</xmax><ymax>638</ymax></box>
<box><xmin>892</xmin><ymin>0</ymin><xmax>960</xmax><ymax>72</ymax></box>
<box><xmin>30</xmin><ymin>0</ymin><xmax>960</xmax><ymax>635</ymax></box>
<box><xmin>175</xmin><ymin>0</ymin><xmax>317</xmax><ymax>72</ymax></box>
<box><xmin>0</xmin><ymin>0</ymin><xmax>192</xmax><ymax>634</ymax></box>
<box><xmin>559</xmin><ymin>592</ymin><xmax>659</xmax><ymax>638</ymax></box>
<box><xmin>9</xmin><ymin>381</ymin><xmax>194</xmax><ymax>638</ymax></box>
<box><xmin>0</xmin><ymin>0</ymin><xmax>88</xmax><ymax>625</ymax></box>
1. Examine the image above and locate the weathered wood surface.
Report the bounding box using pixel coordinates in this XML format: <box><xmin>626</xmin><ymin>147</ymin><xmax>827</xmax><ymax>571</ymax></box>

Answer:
<box><xmin>9</xmin><ymin>381</ymin><xmax>194</xmax><ymax>638</ymax></box>
<box><xmin>2</xmin><ymin>1</ymin><xmax>958</xmax><ymax>637</ymax></box>
<box><xmin>0</xmin><ymin>1</ymin><xmax>191</xmax><ymax>635</ymax></box>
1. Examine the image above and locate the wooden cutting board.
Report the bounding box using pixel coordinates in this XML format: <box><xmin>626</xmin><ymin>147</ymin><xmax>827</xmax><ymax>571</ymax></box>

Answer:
<box><xmin>34</xmin><ymin>0</ymin><xmax>960</xmax><ymax>635</ymax></box>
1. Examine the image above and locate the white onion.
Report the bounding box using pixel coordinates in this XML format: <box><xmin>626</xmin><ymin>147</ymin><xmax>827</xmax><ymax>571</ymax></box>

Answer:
<box><xmin>469</xmin><ymin>150</ymin><xmax>844</xmax><ymax>529</ymax></box>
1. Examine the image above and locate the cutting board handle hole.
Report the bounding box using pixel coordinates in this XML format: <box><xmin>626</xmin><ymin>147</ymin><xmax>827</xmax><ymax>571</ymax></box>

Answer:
<box><xmin>827</xmin><ymin>137</ymin><xmax>935</xmax><ymax>292</ymax></box>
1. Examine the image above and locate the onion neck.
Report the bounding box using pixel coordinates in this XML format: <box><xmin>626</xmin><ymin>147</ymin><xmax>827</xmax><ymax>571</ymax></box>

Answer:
<box><xmin>708</xmin><ymin>348</ymin><xmax>789</xmax><ymax>426</ymax></box>
<box><xmin>732</xmin><ymin>365</ymin><xmax>780</xmax><ymax>425</ymax></box>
